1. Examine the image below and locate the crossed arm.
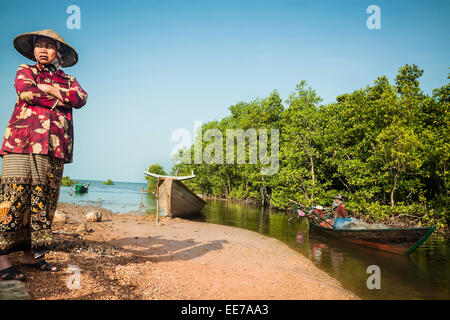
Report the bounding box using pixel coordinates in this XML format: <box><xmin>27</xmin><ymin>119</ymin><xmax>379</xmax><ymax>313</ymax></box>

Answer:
<box><xmin>36</xmin><ymin>83</ymin><xmax>70</xmax><ymax>108</ymax></box>
<box><xmin>15</xmin><ymin>65</ymin><xmax>87</xmax><ymax>110</ymax></box>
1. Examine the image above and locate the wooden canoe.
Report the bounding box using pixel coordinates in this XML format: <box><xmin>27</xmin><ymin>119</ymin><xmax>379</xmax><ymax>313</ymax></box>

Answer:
<box><xmin>308</xmin><ymin>218</ymin><xmax>435</xmax><ymax>255</ymax></box>
<box><xmin>144</xmin><ymin>171</ymin><xmax>206</xmax><ymax>218</ymax></box>
<box><xmin>73</xmin><ymin>183</ymin><xmax>90</xmax><ymax>194</ymax></box>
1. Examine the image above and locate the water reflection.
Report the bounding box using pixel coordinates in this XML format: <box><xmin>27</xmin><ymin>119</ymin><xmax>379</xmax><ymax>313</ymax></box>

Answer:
<box><xmin>331</xmin><ymin>250</ymin><xmax>344</xmax><ymax>270</ymax></box>
<box><xmin>181</xmin><ymin>198</ymin><xmax>449</xmax><ymax>300</ymax></box>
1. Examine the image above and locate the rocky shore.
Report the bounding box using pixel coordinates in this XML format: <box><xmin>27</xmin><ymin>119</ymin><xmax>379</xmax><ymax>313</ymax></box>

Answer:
<box><xmin>4</xmin><ymin>203</ymin><xmax>358</xmax><ymax>300</ymax></box>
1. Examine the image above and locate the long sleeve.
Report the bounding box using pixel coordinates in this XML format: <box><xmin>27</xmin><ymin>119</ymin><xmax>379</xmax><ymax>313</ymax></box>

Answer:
<box><xmin>336</xmin><ymin>204</ymin><xmax>347</xmax><ymax>218</ymax></box>
<box><xmin>59</xmin><ymin>77</ymin><xmax>88</xmax><ymax>109</ymax></box>
<box><xmin>14</xmin><ymin>64</ymin><xmax>59</xmax><ymax>108</ymax></box>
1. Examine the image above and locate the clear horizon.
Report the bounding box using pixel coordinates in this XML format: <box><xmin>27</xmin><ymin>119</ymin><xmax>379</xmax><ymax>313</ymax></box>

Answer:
<box><xmin>66</xmin><ymin>178</ymin><xmax>147</xmax><ymax>184</ymax></box>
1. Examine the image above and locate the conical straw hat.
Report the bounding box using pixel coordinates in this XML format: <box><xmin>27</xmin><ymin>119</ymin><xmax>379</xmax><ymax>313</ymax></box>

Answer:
<box><xmin>13</xmin><ymin>29</ymin><xmax>78</xmax><ymax>67</ymax></box>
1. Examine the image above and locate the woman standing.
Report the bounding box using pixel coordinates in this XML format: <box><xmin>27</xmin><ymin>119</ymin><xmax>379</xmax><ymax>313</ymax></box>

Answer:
<box><xmin>0</xmin><ymin>29</ymin><xmax>87</xmax><ymax>280</ymax></box>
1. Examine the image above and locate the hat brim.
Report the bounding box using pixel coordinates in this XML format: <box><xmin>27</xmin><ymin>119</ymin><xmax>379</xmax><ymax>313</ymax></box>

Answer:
<box><xmin>14</xmin><ymin>33</ymin><xmax>78</xmax><ymax>67</ymax></box>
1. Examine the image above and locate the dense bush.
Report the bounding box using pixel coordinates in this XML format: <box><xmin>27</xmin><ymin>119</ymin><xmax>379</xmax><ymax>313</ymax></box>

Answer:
<box><xmin>61</xmin><ymin>176</ymin><xmax>78</xmax><ymax>186</ymax></box>
<box><xmin>166</xmin><ymin>65</ymin><xmax>449</xmax><ymax>231</ymax></box>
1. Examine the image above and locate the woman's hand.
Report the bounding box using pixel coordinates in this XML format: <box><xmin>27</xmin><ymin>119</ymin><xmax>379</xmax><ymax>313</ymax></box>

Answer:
<box><xmin>37</xmin><ymin>83</ymin><xmax>54</xmax><ymax>94</ymax></box>
<box><xmin>37</xmin><ymin>83</ymin><xmax>63</xmax><ymax>101</ymax></box>
<box><xmin>57</xmin><ymin>100</ymin><xmax>72</xmax><ymax>108</ymax></box>
<box><xmin>37</xmin><ymin>83</ymin><xmax>71</xmax><ymax>108</ymax></box>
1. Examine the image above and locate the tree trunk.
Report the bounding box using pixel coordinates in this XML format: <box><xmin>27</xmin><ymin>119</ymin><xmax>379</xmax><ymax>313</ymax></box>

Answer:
<box><xmin>309</xmin><ymin>154</ymin><xmax>315</xmax><ymax>200</ymax></box>
<box><xmin>260</xmin><ymin>176</ymin><xmax>267</xmax><ymax>205</ymax></box>
<box><xmin>391</xmin><ymin>172</ymin><xmax>399</xmax><ymax>208</ymax></box>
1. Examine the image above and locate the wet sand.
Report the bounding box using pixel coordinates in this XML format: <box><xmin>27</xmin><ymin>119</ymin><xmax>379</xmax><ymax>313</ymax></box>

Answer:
<box><xmin>9</xmin><ymin>203</ymin><xmax>358</xmax><ymax>300</ymax></box>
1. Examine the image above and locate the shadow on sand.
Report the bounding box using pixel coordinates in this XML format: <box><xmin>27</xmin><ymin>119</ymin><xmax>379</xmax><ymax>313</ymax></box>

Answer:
<box><xmin>21</xmin><ymin>234</ymin><xmax>229</xmax><ymax>299</ymax></box>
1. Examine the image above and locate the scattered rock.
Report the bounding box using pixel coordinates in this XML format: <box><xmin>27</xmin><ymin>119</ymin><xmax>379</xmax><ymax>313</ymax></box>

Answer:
<box><xmin>53</xmin><ymin>210</ymin><xmax>68</xmax><ymax>223</ymax></box>
<box><xmin>76</xmin><ymin>223</ymin><xmax>88</xmax><ymax>233</ymax></box>
<box><xmin>52</xmin><ymin>230</ymin><xmax>72</xmax><ymax>236</ymax></box>
<box><xmin>86</xmin><ymin>211</ymin><xmax>102</xmax><ymax>222</ymax></box>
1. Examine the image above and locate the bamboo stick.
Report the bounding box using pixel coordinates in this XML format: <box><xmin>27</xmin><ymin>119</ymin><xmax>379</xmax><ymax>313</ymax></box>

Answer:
<box><xmin>155</xmin><ymin>178</ymin><xmax>160</xmax><ymax>224</ymax></box>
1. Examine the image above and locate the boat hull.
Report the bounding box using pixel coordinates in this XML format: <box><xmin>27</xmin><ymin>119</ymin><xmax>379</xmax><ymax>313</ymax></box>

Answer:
<box><xmin>73</xmin><ymin>185</ymin><xmax>89</xmax><ymax>194</ymax></box>
<box><xmin>157</xmin><ymin>178</ymin><xmax>206</xmax><ymax>218</ymax></box>
<box><xmin>309</xmin><ymin>221</ymin><xmax>435</xmax><ymax>254</ymax></box>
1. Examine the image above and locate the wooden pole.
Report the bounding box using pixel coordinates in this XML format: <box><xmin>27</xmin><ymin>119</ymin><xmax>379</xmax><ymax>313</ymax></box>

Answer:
<box><xmin>155</xmin><ymin>178</ymin><xmax>160</xmax><ymax>224</ymax></box>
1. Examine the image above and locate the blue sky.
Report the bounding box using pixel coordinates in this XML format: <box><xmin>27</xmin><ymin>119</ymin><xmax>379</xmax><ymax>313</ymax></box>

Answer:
<box><xmin>0</xmin><ymin>0</ymin><xmax>449</xmax><ymax>183</ymax></box>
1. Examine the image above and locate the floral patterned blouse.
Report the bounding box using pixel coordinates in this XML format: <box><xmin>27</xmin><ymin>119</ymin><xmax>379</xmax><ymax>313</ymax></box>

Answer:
<box><xmin>0</xmin><ymin>63</ymin><xmax>87</xmax><ymax>164</ymax></box>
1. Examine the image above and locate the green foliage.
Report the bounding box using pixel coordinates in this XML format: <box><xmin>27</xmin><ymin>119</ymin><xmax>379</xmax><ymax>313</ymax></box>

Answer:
<box><xmin>145</xmin><ymin>164</ymin><xmax>167</xmax><ymax>192</ymax></box>
<box><xmin>102</xmin><ymin>179</ymin><xmax>114</xmax><ymax>185</ymax></box>
<box><xmin>168</xmin><ymin>64</ymin><xmax>450</xmax><ymax>232</ymax></box>
<box><xmin>61</xmin><ymin>176</ymin><xmax>78</xmax><ymax>186</ymax></box>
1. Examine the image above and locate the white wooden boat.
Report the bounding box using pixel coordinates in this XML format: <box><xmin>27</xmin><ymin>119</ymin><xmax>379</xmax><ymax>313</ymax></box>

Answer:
<box><xmin>144</xmin><ymin>171</ymin><xmax>206</xmax><ymax>218</ymax></box>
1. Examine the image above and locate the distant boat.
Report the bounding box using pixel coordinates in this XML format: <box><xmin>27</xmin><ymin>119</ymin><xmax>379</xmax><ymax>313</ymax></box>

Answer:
<box><xmin>72</xmin><ymin>182</ymin><xmax>90</xmax><ymax>194</ymax></box>
<box><xmin>144</xmin><ymin>171</ymin><xmax>206</xmax><ymax>218</ymax></box>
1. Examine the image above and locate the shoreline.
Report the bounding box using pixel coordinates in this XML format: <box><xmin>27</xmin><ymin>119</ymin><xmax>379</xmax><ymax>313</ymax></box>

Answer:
<box><xmin>13</xmin><ymin>202</ymin><xmax>358</xmax><ymax>300</ymax></box>
<box><xmin>199</xmin><ymin>195</ymin><xmax>448</xmax><ymax>235</ymax></box>
<box><xmin>198</xmin><ymin>195</ymin><xmax>264</xmax><ymax>206</ymax></box>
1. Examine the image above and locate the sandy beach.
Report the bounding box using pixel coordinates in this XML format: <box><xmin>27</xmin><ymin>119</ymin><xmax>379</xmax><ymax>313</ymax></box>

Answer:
<box><xmin>7</xmin><ymin>203</ymin><xmax>358</xmax><ymax>300</ymax></box>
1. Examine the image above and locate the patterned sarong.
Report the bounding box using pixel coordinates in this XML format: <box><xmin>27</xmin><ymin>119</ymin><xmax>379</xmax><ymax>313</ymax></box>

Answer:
<box><xmin>0</xmin><ymin>153</ymin><xmax>64</xmax><ymax>255</ymax></box>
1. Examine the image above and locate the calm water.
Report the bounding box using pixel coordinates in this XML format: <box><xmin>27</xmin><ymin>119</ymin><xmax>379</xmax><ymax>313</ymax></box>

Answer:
<box><xmin>59</xmin><ymin>180</ymin><xmax>152</xmax><ymax>213</ymax></box>
<box><xmin>59</xmin><ymin>180</ymin><xmax>450</xmax><ymax>299</ymax></box>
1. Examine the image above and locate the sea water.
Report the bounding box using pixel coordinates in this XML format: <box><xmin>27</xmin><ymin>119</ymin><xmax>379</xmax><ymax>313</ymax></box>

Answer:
<box><xmin>58</xmin><ymin>179</ymin><xmax>153</xmax><ymax>213</ymax></box>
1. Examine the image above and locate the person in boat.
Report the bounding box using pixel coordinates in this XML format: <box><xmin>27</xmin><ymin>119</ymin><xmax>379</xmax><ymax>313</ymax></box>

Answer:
<box><xmin>332</xmin><ymin>195</ymin><xmax>347</xmax><ymax>218</ymax></box>
<box><xmin>0</xmin><ymin>29</ymin><xmax>87</xmax><ymax>281</ymax></box>
<box><xmin>332</xmin><ymin>195</ymin><xmax>358</xmax><ymax>229</ymax></box>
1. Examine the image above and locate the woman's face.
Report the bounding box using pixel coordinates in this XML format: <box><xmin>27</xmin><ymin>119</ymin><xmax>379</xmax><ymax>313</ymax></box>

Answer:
<box><xmin>34</xmin><ymin>37</ymin><xmax>58</xmax><ymax>64</ymax></box>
